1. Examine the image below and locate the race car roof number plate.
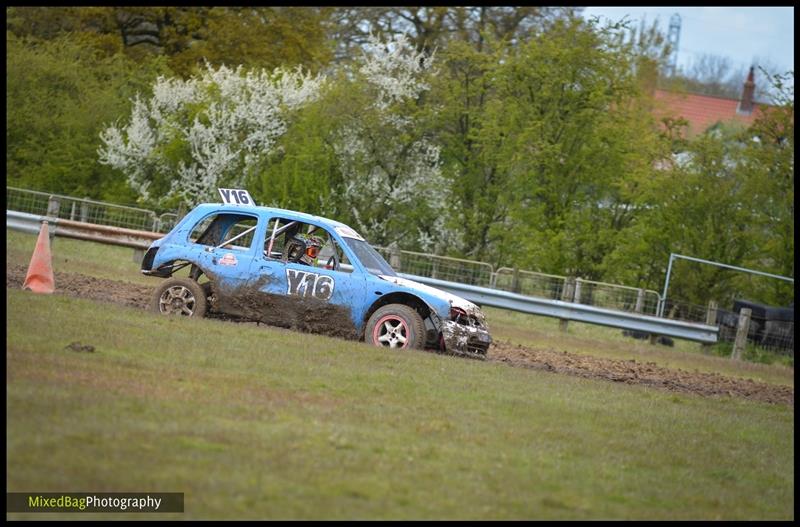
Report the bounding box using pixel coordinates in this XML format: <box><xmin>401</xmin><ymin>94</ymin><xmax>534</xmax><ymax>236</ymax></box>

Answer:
<box><xmin>218</xmin><ymin>188</ymin><xmax>254</xmax><ymax>206</ymax></box>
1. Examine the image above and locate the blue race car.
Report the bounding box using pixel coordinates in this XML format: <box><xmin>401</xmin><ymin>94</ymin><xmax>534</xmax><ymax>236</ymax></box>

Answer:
<box><xmin>141</xmin><ymin>190</ymin><xmax>492</xmax><ymax>359</ymax></box>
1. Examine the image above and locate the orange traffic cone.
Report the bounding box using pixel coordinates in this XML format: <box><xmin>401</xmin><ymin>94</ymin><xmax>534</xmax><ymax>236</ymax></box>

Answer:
<box><xmin>22</xmin><ymin>221</ymin><xmax>55</xmax><ymax>294</ymax></box>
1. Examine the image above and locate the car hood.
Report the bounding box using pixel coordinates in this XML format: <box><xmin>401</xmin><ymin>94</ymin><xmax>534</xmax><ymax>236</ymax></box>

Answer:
<box><xmin>378</xmin><ymin>275</ymin><xmax>482</xmax><ymax>314</ymax></box>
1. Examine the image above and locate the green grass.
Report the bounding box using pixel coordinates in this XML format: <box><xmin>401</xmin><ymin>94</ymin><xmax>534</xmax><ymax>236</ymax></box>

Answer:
<box><xmin>6</xmin><ymin>229</ymin><xmax>795</xmax><ymax>518</ymax></box>
<box><xmin>7</xmin><ymin>229</ymin><xmax>793</xmax><ymax>388</ymax></box>
<box><xmin>6</xmin><ymin>290</ymin><xmax>795</xmax><ymax>520</ymax></box>
<box><xmin>486</xmin><ymin>308</ymin><xmax>794</xmax><ymax>388</ymax></box>
<box><xmin>6</xmin><ymin>229</ymin><xmax>156</xmax><ymax>286</ymax></box>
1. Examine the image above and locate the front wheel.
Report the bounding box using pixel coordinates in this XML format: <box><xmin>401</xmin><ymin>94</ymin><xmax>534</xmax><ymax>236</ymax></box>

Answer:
<box><xmin>365</xmin><ymin>304</ymin><xmax>426</xmax><ymax>350</ymax></box>
<box><xmin>150</xmin><ymin>277</ymin><xmax>207</xmax><ymax>318</ymax></box>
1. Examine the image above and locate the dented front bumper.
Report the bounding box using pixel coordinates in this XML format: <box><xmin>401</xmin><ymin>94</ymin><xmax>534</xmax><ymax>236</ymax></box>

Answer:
<box><xmin>441</xmin><ymin>320</ymin><xmax>492</xmax><ymax>360</ymax></box>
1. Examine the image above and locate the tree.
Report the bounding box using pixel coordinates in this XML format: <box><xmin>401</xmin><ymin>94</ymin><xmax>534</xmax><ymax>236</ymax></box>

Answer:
<box><xmin>323</xmin><ymin>33</ymin><xmax>451</xmax><ymax>250</ymax></box>
<box><xmin>603</xmin><ymin>70</ymin><xmax>794</xmax><ymax>308</ymax></box>
<box><xmin>326</xmin><ymin>7</ymin><xmax>581</xmax><ymax>61</ymax></box>
<box><xmin>736</xmin><ymin>71</ymin><xmax>794</xmax><ymax>304</ymax></box>
<box><xmin>98</xmin><ymin>63</ymin><xmax>324</xmax><ymax>208</ymax></box>
<box><xmin>429</xmin><ymin>16</ymin><xmax>668</xmax><ymax>274</ymax></box>
<box><xmin>7</xmin><ymin>7</ymin><xmax>335</xmax><ymax>76</ymax></box>
<box><xmin>6</xmin><ymin>33</ymin><xmax>171</xmax><ymax>203</ymax></box>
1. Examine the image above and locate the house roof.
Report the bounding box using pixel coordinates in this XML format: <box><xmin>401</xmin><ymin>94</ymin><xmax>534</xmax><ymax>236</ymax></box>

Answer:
<box><xmin>653</xmin><ymin>89</ymin><xmax>767</xmax><ymax>138</ymax></box>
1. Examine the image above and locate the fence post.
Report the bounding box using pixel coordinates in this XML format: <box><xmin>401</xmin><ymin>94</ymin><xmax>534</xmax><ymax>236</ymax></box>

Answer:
<box><xmin>511</xmin><ymin>268</ymin><xmax>520</xmax><ymax>294</ymax></box>
<box><xmin>389</xmin><ymin>244</ymin><xmax>402</xmax><ymax>271</ymax></box>
<box><xmin>47</xmin><ymin>195</ymin><xmax>60</xmax><ymax>218</ymax></box>
<box><xmin>573</xmin><ymin>278</ymin><xmax>582</xmax><ymax>304</ymax></box>
<box><xmin>559</xmin><ymin>277</ymin><xmax>574</xmax><ymax>332</ymax></box>
<box><xmin>732</xmin><ymin>308</ymin><xmax>752</xmax><ymax>360</ymax></box>
<box><xmin>80</xmin><ymin>201</ymin><xmax>89</xmax><ymax>223</ymax></box>
<box><xmin>701</xmin><ymin>300</ymin><xmax>718</xmax><ymax>351</ymax></box>
<box><xmin>705</xmin><ymin>300</ymin><xmax>718</xmax><ymax>326</ymax></box>
<box><xmin>69</xmin><ymin>202</ymin><xmax>77</xmax><ymax>221</ymax></box>
<box><xmin>635</xmin><ymin>288</ymin><xmax>645</xmax><ymax>313</ymax></box>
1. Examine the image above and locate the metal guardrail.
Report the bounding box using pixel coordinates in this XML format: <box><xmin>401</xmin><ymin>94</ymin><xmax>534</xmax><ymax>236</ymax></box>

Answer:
<box><xmin>7</xmin><ymin>211</ymin><xmax>162</xmax><ymax>249</ymax></box>
<box><xmin>7</xmin><ymin>186</ymin><xmax>665</xmax><ymax>316</ymax></box>
<box><xmin>399</xmin><ymin>273</ymin><xmax>719</xmax><ymax>344</ymax></box>
<box><xmin>7</xmin><ymin>209</ymin><xmax>718</xmax><ymax>344</ymax></box>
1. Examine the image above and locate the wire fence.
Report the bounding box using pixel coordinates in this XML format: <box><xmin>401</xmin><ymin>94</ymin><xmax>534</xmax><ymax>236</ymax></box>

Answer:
<box><xmin>6</xmin><ymin>186</ymin><xmax>159</xmax><ymax>232</ymax></box>
<box><xmin>374</xmin><ymin>246</ymin><xmax>494</xmax><ymax>287</ymax></box>
<box><xmin>14</xmin><ymin>184</ymin><xmax>790</xmax><ymax>349</ymax></box>
<box><xmin>660</xmin><ymin>298</ymin><xmax>794</xmax><ymax>355</ymax></box>
<box><xmin>493</xmin><ymin>267</ymin><xmax>567</xmax><ymax>300</ymax></box>
<box><xmin>574</xmin><ymin>279</ymin><xmax>661</xmax><ymax>316</ymax></box>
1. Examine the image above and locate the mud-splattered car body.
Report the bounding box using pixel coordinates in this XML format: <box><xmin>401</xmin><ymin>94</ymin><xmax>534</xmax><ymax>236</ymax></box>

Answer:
<box><xmin>141</xmin><ymin>203</ymin><xmax>492</xmax><ymax>358</ymax></box>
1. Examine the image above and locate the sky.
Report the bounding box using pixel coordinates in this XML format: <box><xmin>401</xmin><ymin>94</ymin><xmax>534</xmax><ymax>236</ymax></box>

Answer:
<box><xmin>581</xmin><ymin>7</ymin><xmax>794</xmax><ymax>78</ymax></box>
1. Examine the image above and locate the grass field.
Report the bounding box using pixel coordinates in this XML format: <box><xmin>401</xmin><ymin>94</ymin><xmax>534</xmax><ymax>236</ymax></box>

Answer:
<box><xmin>6</xmin><ymin>230</ymin><xmax>795</xmax><ymax>519</ymax></box>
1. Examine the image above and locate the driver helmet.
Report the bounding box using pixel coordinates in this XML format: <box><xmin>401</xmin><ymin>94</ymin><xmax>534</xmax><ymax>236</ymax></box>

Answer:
<box><xmin>299</xmin><ymin>235</ymin><xmax>323</xmax><ymax>266</ymax></box>
<box><xmin>286</xmin><ymin>234</ymin><xmax>323</xmax><ymax>266</ymax></box>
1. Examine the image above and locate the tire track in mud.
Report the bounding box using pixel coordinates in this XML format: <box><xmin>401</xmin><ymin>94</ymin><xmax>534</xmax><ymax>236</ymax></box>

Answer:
<box><xmin>488</xmin><ymin>341</ymin><xmax>793</xmax><ymax>406</ymax></box>
<box><xmin>7</xmin><ymin>264</ymin><xmax>794</xmax><ymax>406</ymax></box>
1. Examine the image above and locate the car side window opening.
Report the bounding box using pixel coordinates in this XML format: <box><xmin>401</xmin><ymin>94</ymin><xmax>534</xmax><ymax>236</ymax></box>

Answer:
<box><xmin>189</xmin><ymin>213</ymin><xmax>259</xmax><ymax>251</ymax></box>
<box><xmin>264</xmin><ymin>218</ymin><xmax>352</xmax><ymax>273</ymax></box>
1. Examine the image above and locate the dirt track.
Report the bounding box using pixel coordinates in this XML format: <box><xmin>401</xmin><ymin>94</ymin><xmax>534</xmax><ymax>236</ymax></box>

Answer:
<box><xmin>7</xmin><ymin>264</ymin><xmax>794</xmax><ymax>406</ymax></box>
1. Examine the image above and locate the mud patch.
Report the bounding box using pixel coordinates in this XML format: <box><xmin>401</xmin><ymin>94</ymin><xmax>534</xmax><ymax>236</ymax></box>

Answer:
<box><xmin>489</xmin><ymin>340</ymin><xmax>794</xmax><ymax>406</ymax></box>
<box><xmin>200</xmin><ymin>274</ymin><xmax>358</xmax><ymax>340</ymax></box>
<box><xmin>8</xmin><ymin>264</ymin><xmax>794</xmax><ymax>405</ymax></box>
<box><xmin>7</xmin><ymin>264</ymin><xmax>151</xmax><ymax>309</ymax></box>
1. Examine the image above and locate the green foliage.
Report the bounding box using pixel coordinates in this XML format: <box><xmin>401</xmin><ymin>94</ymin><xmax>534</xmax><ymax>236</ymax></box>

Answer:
<box><xmin>252</xmin><ymin>99</ymin><xmax>340</xmax><ymax>214</ymax></box>
<box><xmin>5</xmin><ymin>7</ymin><xmax>794</xmax><ymax>310</ymax></box>
<box><xmin>432</xmin><ymin>17</ymin><xmax>667</xmax><ymax>276</ymax></box>
<box><xmin>6</xmin><ymin>32</ymin><xmax>172</xmax><ymax>204</ymax></box>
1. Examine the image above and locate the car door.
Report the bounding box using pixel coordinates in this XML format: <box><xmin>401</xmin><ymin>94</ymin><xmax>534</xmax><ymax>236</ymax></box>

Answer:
<box><xmin>249</xmin><ymin>217</ymin><xmax>367</xmax><ymax>337</ymax></box>
<box><xmin>187</xmin><ymin>211</ymin><xmax>263</xmax><ymax>299</ymax></box>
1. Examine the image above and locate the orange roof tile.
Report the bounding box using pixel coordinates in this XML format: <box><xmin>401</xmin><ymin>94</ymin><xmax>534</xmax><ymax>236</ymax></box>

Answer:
<box><xmin>653</xmin><ymin>89</ymin><xmax>767</xmax><ymax>137</ymax></box>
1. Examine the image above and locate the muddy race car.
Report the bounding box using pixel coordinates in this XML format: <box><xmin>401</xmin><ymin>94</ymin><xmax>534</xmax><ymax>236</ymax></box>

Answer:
<box><xmin>140</xmin><ymin>189</ymin><xmax>492</xmax><ymax>359</ymax></box>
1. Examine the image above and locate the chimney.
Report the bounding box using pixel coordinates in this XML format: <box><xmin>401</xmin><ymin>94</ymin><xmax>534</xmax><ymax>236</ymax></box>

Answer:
<box><xmin>738</xmin><ymin>66</ymin><xmax>755</xmax><ymax>114</ymax></box>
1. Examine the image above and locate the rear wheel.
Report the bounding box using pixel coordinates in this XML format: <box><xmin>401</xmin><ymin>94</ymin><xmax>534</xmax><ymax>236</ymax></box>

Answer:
<box><xmin>150</xmin><ymin>277</ymin><xmax>207</xmax><ymax>318</ymax></box>
<box><xmin>365</xmin><ymin>304</ymin><xmax>425</xmax><ymax>350</ymax></box>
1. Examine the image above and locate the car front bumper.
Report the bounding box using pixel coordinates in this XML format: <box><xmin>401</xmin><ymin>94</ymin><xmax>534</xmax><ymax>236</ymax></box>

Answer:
<box><xmin>440</xmin><ymin>320</ymin><xmax>492</xmax><ymax>360</ymax></box>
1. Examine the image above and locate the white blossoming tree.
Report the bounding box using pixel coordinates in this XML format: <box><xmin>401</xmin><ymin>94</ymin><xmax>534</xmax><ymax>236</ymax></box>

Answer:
<box><xmin>98</xmin><ymin>63</ymin><xmax>324</xmax><ymax>206</ymax></box>
<box><xmin>330</xmin><ymin>33</ymin><xmax>458</xmax><ymax>252</ymax></box>
<box><xmin>99</xmin><ymin>34</ymin><xmax>455</xmax><ymax>252</ymax></box>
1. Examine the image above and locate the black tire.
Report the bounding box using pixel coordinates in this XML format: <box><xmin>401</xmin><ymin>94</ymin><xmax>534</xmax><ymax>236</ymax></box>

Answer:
<box><xmin>150</xmin><ymin>277</ymin><xmax>207</xmax><ymax>318</ymax></box>
<box><xmin>365</xmin><ymin>304</ymin><xmax>425</xmax><ymax>350</ymax></box>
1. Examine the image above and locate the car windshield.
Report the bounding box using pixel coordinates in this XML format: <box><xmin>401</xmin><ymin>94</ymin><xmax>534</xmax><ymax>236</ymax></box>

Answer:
<box><xmin>343</xmin><ymin>238</ymin><xmax>397</xmax><ymax>277</ymax></box>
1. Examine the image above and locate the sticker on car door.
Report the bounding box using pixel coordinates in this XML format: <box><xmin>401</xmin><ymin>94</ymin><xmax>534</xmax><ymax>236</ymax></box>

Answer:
<box><xmin>286</xmin><ymin>269</ymin><xmax>335</xmax><ymax>301</ymax></box>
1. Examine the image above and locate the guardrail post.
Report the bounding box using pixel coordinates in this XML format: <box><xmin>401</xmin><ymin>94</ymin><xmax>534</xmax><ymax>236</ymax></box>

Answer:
<box><xmin>701</xmin><ymin>300</ymin><xmax>718</xmax><ymax>351</ymax></box>
<box><xmin>732</xmin><ymin>308</ymin><xmax>751</xmax><ymax>360</ymax></box>
<box><xmin>635</xmin><ymin>288</ymin><xmax>645</xmax><ymax>313</ymax></box>
<box><xmin>389</xmin><ymin>244</ymin><xmax>402</xmax><ymax>271</ymax></box>
<box><xmin>705</xmin><ymin>300</ymin><xmax>718</xmax><ymax>326</ymax></box>
<box><xmin>132</xmin><ymin>248</ymin><xmax>145</xmax><ymax>264</ymax></box>
<box><xmin>559</xmin><ymin>277</ymin><xmax>575</xmax><ymax>332</ymax></box>
<box><xmin>47</xmin><ymin>196</ymin><xmax>60</xmax><ymax>218</ymax></box>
